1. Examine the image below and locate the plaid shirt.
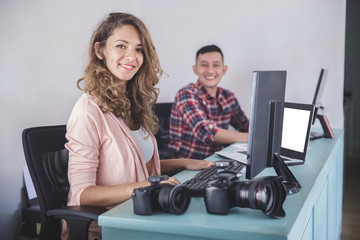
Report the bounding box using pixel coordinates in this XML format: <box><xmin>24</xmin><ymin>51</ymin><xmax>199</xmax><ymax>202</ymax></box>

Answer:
<box><xmin>169</xmin><ymin>80</ymin><xmax>249</xmax><ymax>159</ymax></box>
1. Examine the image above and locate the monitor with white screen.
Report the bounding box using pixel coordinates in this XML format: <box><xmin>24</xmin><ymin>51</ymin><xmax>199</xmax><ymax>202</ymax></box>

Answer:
<box><xmin>280</xmin><ymin>102</ymin><xmax>314</xmax><ymax>165</ymax></box>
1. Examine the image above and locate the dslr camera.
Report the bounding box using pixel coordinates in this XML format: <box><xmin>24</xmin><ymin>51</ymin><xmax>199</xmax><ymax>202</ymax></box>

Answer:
<box><xmin>132</xmin><ymin>175</ymin><xmax>191</xmax><ymax>215</ymax></box>
<box><xmin>204</xmin><ymin>171</ymin><xmax>287</xmax><ymax>218</ymax></box>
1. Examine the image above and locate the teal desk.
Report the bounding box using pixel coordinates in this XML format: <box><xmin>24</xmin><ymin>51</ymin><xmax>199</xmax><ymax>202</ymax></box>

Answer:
<box><xmin>99</xmin><ymin>129</ymin><xmax>344</xmax><ymax>240</ymax></box>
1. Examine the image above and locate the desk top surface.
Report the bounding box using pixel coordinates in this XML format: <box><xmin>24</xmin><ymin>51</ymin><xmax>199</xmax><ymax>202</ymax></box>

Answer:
<box><xmin>99</xmin><ymin>129</ymin><xmax>344</xmax><ymax>240</ymax></box>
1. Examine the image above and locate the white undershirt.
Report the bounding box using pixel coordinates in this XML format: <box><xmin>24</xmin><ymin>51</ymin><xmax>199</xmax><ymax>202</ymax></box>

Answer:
<box><xmin>131</xmin><ymin>128</ymin><xmax>154</xmax><ymax>163</ymax></box>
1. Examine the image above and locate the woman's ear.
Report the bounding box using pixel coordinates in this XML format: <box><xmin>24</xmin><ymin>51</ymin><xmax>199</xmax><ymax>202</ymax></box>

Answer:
<box><xmin>94</xmin><ymin>42</ymin><xmax>103</xmax><ymax>60</ymax></box>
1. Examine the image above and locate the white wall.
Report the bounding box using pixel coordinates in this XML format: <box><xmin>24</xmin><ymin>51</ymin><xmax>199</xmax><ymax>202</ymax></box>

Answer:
<box><xmin>0</xmin><ymin>0</ymin><xmax>345</xmax><ymax>238</ymax></box>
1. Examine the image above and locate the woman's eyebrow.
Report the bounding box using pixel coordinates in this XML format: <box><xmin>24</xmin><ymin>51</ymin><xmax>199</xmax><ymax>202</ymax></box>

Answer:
<box><xmin>114</xmin><ymin>39</ymin><xmax>143</xmax><ymax>47</ymax></box>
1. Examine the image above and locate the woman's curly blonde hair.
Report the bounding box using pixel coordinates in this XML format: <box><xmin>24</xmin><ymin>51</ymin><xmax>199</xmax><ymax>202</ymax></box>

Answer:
<box><xmin>78</xmin><ymin>13</ymin><xmax>162</xmax><ymax>135</ymax></box>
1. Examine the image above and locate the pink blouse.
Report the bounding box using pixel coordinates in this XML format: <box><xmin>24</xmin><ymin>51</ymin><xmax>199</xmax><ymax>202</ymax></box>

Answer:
<box><xmin>65</xmin><ymin>93</ymin><xmax>161</xmax><ymax>206</ymax></box>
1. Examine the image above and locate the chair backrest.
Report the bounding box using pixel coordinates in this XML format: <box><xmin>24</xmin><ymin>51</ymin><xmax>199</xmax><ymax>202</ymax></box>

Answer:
<box><xmin>22</xmin><ymin>125</ymin><xmax>69</xmax><ymax>238</ymax></box>
<box><xmin>153</xmin><ymin>103</ymin><xmax>176</xmax><ymax>161</ymax></box>
<box><xmin>153</xmin><ymin>103</ymin><xmax>173</xmax><ymax>150</ymax></box>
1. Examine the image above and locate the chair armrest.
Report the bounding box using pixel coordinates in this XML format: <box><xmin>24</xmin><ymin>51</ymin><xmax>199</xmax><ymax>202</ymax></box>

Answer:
<box><xmin>47</xmin><ymin>205</ymin><xmax>107</xmax><ymax>240</ymax></box>
<box><xmin>47</xmin><ymin>205</ymin><xmax>107</xmax><ymax>220</ymax></box>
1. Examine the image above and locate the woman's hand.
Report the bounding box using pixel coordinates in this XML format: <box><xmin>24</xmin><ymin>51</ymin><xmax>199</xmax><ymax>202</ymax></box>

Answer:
<box><xmin>160</xmin><ymin>176</ymin><xmax>181</xmax><ymax>185</ymax></box>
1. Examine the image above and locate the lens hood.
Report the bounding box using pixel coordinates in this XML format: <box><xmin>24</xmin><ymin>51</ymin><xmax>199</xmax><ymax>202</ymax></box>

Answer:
<box><xmin>235</xmin><ymin>176</ymin><xmax>286</xmax><ymax>218</ymax></box>
<box><xmin>255</xmin><ymin>176</ymin><xmax>286</xmax><ymax>218</ymax></box>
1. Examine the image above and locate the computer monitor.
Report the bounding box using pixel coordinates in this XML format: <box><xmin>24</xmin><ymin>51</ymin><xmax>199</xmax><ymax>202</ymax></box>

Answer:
<box><xmin>312</xmin><ymin>68</ymin><xmax>325</xmax><ymax>107</ymax></box>
<box><xmin>280</xmin><ymin>102</ymin><xmax>314</xmax><ymax>165</ymax></box>
<box><xmin>310</xmin><ymin>68</ymin><xmax>334</xmax><ymax>140</ymax></box>
<box><xmin>245</xmin><ymin>71</ymin><xmax>300</xmax><ymax>195</ymax></box>
<box><xmin>246</xmin><ymin>71</ymin><xmax>286</xmax><ymax>179</ymax></box>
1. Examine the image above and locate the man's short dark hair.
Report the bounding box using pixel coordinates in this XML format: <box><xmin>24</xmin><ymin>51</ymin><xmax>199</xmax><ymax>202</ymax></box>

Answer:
<box><xmin>196</xmin><ymin>45</ymin><xmax>224</xmax><ymax>61</ymax></box>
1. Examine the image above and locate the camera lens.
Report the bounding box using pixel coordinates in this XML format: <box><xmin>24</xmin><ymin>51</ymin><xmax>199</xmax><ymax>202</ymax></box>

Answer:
<box><xmin>173</xmin><ymin>190</ymin><xmax>185</xmax><ymax>209</ymax></box>
<box><xmin>172</xmin><ymin>187</ymin><xmax>189</xmax><ymax>210</ymax></box>
<box><xmin>233</xmin><ymin>176</ymin><xmax>286</xmax><ymax>218</ymax></box>
<box><xmin>158</xmin><ymin>184</ymin><xmax>191</xmax><ymax>215</ymax></box>
<box><xmin>263</xmin><ymin>186</ymin><xmax>271</xmax><ymax>210</ymax></box>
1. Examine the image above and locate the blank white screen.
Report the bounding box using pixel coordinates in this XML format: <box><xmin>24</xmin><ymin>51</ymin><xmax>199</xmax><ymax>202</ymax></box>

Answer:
<box><xmin>281</xmin><ymin>108</ymin><xmax>311</xmax><ymax>152</ymax></box>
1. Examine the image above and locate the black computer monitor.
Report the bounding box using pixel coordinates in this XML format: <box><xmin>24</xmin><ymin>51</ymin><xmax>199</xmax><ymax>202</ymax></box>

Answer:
<box><xmin>245</xmin><ymin>71</ymin><xmax>300</xmax><ymax>195</ymax></box>
<box><xmin>246</xmin><ymin>71</ymin><xmax>286</xmax><ymax>179</ymax></box>
<box><xmin>312</xmin><ymin>68</ymin><xmax>325</xmax><ymax>106</ymax></box>
<box><xmin>310</xmin><ymin>68</ymin><xmax>334</xmax><ymax>140</ymax></box>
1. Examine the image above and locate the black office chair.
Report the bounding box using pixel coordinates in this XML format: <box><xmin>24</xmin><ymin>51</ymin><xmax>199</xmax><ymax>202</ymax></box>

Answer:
<box><xmin>22</xmin><ymin>125</ymin><xmax>106</xmax><ymax>240</ymax></box>
<box><xmin>153</xmin><ymin>102</ymin><xmax>175</xmax><ymax>159</ymax></box>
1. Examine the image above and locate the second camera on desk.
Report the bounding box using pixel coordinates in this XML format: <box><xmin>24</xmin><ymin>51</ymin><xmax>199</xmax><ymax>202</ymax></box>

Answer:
<box><xmin>132</xmin><ymin>175</ymin><xmax>191</xmax><ymax>215</ymax></box>
<box><xmin>204</xmin><ymin>171</ymin><xmax>287</xmax><ymax>218</ymax></box>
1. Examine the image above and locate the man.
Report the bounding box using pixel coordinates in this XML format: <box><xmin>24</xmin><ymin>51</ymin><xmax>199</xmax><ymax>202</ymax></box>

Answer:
<box><xmin>169</xmin><ymin>45</ymin><xmax>249</xmax><ymax>159</ymax></box>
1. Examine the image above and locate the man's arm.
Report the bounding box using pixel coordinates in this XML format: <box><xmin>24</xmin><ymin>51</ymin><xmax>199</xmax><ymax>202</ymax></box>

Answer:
<box><xmin>214</xmin><ymin>128</ymin><xmax>248</xmax><ymax>144</ymax></box>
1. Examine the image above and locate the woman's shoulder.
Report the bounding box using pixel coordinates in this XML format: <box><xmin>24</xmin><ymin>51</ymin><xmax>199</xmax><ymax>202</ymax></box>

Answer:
<box><xmin>74</xmin><ymin>93</ymin><xmax>99</xmax><ymax>108</ymax></box>
<box><xmin>77</xmin><ymin>92</ymin><xmax>98</xmax><ymax>103</ymax></box>
<box><xmin>70</xmin><ymin>93</ymin><xmax>103</xmax><ymax>118</ymax></box>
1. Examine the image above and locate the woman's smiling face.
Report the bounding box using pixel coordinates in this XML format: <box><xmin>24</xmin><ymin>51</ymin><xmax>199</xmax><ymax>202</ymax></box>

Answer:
<box><xmin>95</xmin><ymin>24</ymin><xmax>144</xmax><ymax>81</ymax></box>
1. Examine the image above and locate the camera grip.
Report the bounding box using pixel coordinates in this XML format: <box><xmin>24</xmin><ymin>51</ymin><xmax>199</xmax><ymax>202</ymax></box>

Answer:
<box><xmin>204</xmin><ymin>181</ymin><xmax>230</xmax><ymax>214</ymax></box>
<box><xmin>132</xmin><ymin>188</ymin><xmax>153</xmax><ymax>215</ymax></box>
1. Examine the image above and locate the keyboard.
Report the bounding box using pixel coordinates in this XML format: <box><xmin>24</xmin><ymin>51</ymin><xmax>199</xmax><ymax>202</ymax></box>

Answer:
<box><xmin>183</xmin><ymin>160</ymin><xmax>245</xmax><ymax>196</ymax></box>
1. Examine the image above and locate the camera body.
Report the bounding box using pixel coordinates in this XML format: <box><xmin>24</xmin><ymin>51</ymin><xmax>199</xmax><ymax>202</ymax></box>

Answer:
<box><xmin>132</xmin><ymin>175</ymin><xmax>191</xmax><ymax>215</ymax></box>
<box><xmin>204</xmin><ymin>171</ymin><xmax>286</xmax><ymax>218</ymax></box>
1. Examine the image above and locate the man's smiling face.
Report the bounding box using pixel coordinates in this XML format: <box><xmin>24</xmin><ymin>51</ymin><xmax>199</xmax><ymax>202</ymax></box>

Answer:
<box><xmin>193</xmin><ymin>51</ymin><xmax>227</xmax><ymax>96</ymax></box>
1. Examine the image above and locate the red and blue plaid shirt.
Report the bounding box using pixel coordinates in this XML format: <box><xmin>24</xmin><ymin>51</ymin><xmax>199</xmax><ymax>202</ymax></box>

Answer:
<box><xmin>169</xmin><ymin>80</ymin><xmax>249</xmax><ymax>159</ymax></box>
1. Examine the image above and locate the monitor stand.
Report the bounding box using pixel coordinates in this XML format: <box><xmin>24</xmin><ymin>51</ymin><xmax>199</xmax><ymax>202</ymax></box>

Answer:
<box><xmin>273</xmin><ymin>153</ymin><xmax>301</xmax><ymax>195</ymax></box>
<box><xmin>310</xmin><ymin>108</ymin><xmax>334</xmax><ymax>141</ymax></box>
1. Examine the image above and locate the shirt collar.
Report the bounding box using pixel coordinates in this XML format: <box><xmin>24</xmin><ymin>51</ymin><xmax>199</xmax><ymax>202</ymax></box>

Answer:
<box><xmin>195</xmin><ymin>80</ymin><xmax>220</xmax><ymax>100</ymax></box>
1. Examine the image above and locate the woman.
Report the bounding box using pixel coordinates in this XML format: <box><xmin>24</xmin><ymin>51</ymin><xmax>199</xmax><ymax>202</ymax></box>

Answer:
<box><xmin>65</xmin><ymin>13</ymin><xmax>213</xmax><ymax>237</ymax></box>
